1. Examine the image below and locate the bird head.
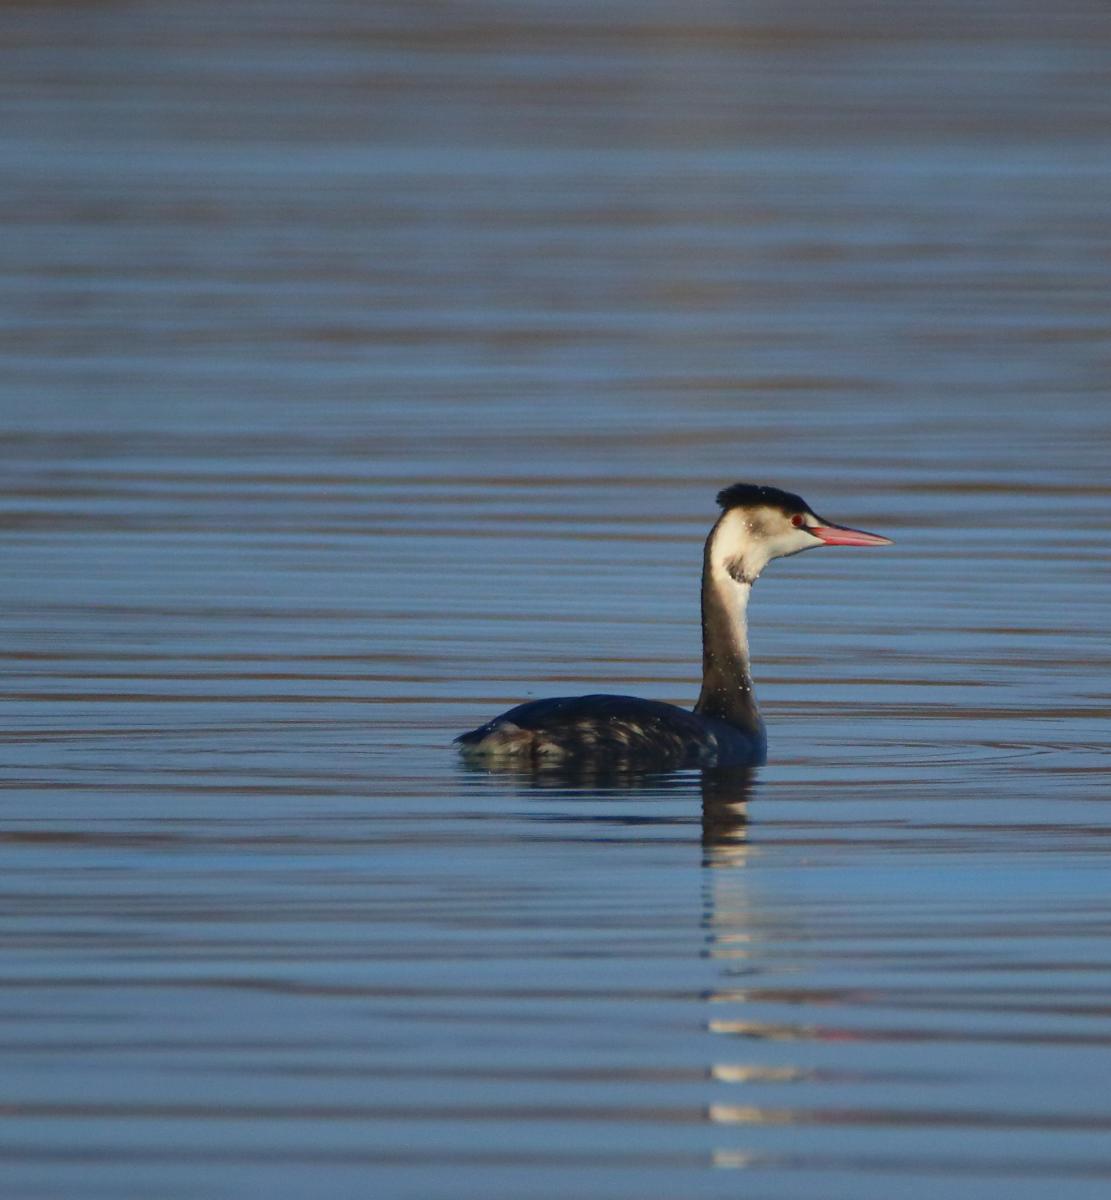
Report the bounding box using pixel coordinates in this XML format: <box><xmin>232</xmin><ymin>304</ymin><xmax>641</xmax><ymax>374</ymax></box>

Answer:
<box><xmin>709</xmin><ymin>482</ymin><xmax>892</xmax><ymax>584</ymax></box>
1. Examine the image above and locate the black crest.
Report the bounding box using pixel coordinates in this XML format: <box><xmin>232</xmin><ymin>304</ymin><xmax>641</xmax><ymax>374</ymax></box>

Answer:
<box><xmin>715</xmin><ymin>482</ymin><xmax>809</xmax><ymax>515</ymax></box>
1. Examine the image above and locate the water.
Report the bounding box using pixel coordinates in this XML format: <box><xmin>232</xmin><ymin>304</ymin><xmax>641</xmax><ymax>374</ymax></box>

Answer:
<box><xmin>3</xmin><ymin>1</ymin><xmax>1111</xmax><ymax>1196</ymax></box>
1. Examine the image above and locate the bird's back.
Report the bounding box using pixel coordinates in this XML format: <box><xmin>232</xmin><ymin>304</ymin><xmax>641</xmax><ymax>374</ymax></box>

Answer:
<box><xmin>455</xmin><ymin>693</ymin><xmax>764</xmax><ymax>770</ymax></box>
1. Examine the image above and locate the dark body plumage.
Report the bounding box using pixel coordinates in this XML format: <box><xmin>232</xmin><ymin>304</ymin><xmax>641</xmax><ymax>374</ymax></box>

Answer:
<box><xmin>455</xmin><ymin>693</ymin><xmax>765</xmax><ymax>771</ymax></box>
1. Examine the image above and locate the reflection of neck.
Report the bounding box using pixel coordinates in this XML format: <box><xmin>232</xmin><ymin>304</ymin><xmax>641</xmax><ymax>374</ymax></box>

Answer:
<box><xmin>700</xmin><ymin>765</ymin><xmax>753</xmax><ymax>855</ymax></box>
<box><xmin>694</xmin><ymin>533</ymin><xmax>762</xmax><ymax>736</ymax></box>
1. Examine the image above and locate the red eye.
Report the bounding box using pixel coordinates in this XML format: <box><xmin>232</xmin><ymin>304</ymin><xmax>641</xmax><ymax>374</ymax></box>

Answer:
<box><xmin>791</xmin><ymin>514</ymin><xmax>805</xmax><ymax>528</ymax></box>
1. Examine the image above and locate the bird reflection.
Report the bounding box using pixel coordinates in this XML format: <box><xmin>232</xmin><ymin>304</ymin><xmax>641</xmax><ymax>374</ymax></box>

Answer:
<box><xmin>698</xmin><ymin>767</ymin><xmax>753</xmax><ymax>858</ymax></box>
<box><xmin>456</xmin><ymin>758</ymin><xmax>754</xmax><ymax>850</ymax></box>
<box><xmin>455</xmin><ymin>757</ymin><xmax>804</xmax><ymax>1145</ymax></box>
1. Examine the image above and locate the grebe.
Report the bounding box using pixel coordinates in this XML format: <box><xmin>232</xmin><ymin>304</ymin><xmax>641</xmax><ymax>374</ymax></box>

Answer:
<box><xmin>455</xmin><ymin>483</ymin><xmax>891</xmax><ymax>769</ymax></box>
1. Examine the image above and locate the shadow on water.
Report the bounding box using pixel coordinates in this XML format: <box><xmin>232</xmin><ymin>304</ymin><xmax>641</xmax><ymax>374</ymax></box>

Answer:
<box><xmin>457</xmin><ymin>759</ymin><xmax>754</xmax><ymax>854</ymax></box>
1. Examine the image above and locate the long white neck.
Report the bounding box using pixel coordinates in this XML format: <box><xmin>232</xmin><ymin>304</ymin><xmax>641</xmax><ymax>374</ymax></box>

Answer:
<box><xmin>693</xmin><ymin>518</ymin><xmax>763</xmax><ymax>736</ymax></box>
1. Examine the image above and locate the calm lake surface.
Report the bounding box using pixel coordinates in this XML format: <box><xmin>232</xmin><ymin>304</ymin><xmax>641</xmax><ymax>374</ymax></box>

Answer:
<box><xmin>3</xmin><ymin>1</ymin><xmax>1111</xmax><ymax>1196</ymax></box>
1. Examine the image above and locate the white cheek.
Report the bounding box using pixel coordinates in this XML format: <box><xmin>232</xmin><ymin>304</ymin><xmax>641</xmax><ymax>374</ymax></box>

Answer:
<box><xmin>771</xmin><ymin>530</ymin><xmax>820</xmax><ymax>559</ymax></box>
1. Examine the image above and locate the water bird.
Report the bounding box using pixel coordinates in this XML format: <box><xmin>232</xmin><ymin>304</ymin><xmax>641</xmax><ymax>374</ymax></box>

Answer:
<box><xmin>456</xmin><ymin>483</ymin><xmax>891</xmax><ymax>770</ymax></box>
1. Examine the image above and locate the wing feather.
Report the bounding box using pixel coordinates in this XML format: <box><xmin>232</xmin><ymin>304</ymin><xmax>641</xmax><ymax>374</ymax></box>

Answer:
<box><xmin>455</xmin><ymin>693</ymin><xmax>727</xmax><ymax>769</ymax></box>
